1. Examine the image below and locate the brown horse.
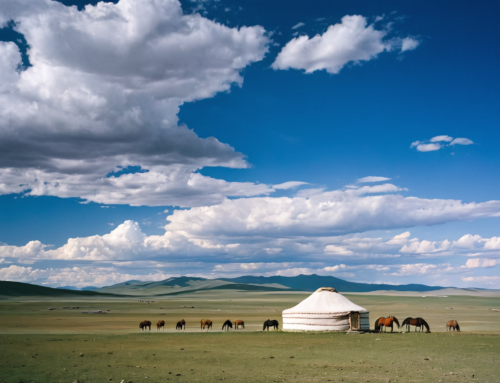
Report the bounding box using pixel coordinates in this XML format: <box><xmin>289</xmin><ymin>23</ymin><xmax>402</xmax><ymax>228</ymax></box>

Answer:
<box><xmin>157</xmin><ymin>320</ymin><xmax>165</xmax><ymax>331</ymax></box>
<box><xmin>446</xmin><ymin>320</ymin><xmax>460</xmax><ymax>331</ymax></box>
<box><xmin>201</xmin><ymin>319</ymin><xmax>212</xmax><ymax>330</ymax></box>
<box><xmin>139</xmin><ymin>320</ymin><xmax>151</xmax><ymax>331</ymax></box>
<box><xmin>402</xmin><ymin>317</ymin><xmax>431</xmax><ymax>333</ymax></box>
<box><xmin>374</xmin><ymin>316</ymin><xmax>400</xmax><ymax>333</ymax></box>
<box><xmin>234</xmin><ymin>320</ymin><xmax>245</xmax><ymax>330</ymax></box>
<box><xmin>222</xmin><ymin>319</ymin><xmax>233</xmax><ymax>331</ymax></box>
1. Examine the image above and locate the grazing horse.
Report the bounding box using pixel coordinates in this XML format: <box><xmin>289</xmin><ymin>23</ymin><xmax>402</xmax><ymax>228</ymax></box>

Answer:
<box><xmin>402</xmin><ymin>317</ymin><xmax>431</xmax><ymax>333</ymax></box>
<box><xmin>156</xmin><ymin>320</ymin><xmax>165</xmax><ymax>331</ymax></box>
<box><xmin>201</xmin><ymin>319</ymin><xmax>212</xmax><ymax>330</ymax></box>
<box><xmin>234</xmin><ymin>320</ymin><xmax>245</xmax><ymax>330</ymax></box>
<box><xmin>263</xmin><ymin>319</ymin><xmax>279</xmax><ymax>331</ymax></box>
<box><xmin>139</xmin><ymin>320</ymin><xmax>151</xmax><ymax>331</ymax></box>
<box><xmin>176</xmin><ymin>321</ymin><xmax>183</xmax><ymax>330</ymax></box>
<box><xmin>222</xmin><ymin>320</ymin><xmax>233</xmax><ymax>331</ymax></box>
<box><xmin>374</xmin><ymin>316</ymin><xmax>400</xmax><ymax>333</ymax></box>
<box><xmin>446</xmin><ymin>320</ymin><xmax>460</xmax><ymax>331</ymax></box>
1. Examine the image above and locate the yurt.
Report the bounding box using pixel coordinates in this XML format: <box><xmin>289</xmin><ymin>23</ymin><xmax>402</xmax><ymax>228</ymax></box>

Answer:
<box><xmin>282</xmin><ymin>287</ymin><xmax>369</xmax><ymax>331</ymax></box>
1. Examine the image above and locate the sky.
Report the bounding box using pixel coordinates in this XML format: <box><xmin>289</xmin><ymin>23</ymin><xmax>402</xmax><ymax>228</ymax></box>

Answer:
<box><xmin>0</xmin><ymin>0</ymin><xmax>499</xmax><ymax>289</ymax></box>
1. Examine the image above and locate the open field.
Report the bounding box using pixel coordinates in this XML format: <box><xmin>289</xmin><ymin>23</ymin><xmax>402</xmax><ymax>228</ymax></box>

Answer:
<box><xmin>1</xmin><ymin>332</ymin><xmax>499</xmax><ymax>383</ymax></box>
<box><xmin>1</xmin><ymin>290</ymin><xmax>499</xmax><ymax>334</ymax></box>
<box><xmin>1</xmin><ymin>290</ymin><xmax>499</xmax><ymax>382</ymax></box>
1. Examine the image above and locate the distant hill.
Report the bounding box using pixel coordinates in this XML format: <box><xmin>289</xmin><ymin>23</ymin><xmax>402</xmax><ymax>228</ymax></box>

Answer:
<box><xmin>0</xmin><ymin>281</ymin><xmax>116</xmax><ymax>297</ymax></box>
<box><xmin>219</xmin><ymin>274</ymin><xmax>448</xmax><ymax>293</ymax></box>
<box><xmin>0</xmin><ymin>274</ymin><xmax>455</xmax><ymax>298</ymax></box>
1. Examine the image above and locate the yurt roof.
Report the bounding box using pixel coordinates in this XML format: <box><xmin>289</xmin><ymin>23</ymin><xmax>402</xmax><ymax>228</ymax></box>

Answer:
<box><xmin>283</xmin><ymin>287</ymin><xmax>368</xmax><ymax>315</ymax></box>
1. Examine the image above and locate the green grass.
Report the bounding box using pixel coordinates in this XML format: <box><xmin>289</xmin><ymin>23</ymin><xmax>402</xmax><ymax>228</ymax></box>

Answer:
<box><xmin>1</xmin><ymin>332</ymin><xmax>499</xmax><ymax>382</ymax></box>
<box><xmin>1</xmin><ymin>290</ymin><xmax>499</xmax><ymax>382</ymax></box>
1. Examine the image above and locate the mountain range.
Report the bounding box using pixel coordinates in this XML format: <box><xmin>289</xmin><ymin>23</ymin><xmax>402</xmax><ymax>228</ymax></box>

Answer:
<box><xmin>0</xmin><ymin>274</ymin><xmax>459</xmax><ymax>298</ymax></box>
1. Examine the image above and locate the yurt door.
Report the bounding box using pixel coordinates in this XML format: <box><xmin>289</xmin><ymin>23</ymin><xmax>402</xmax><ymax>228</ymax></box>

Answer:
<box><xmin>349</xmin><ymin>312</ymin><xmax>360</xmax><ymax>330</ymax></box>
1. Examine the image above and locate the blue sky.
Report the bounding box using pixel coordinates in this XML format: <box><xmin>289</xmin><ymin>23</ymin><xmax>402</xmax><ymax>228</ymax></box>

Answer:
<box><xmin>0</xmin><ymin>0</ymin><xmax>499</xmax><ymax>288</ymax></box>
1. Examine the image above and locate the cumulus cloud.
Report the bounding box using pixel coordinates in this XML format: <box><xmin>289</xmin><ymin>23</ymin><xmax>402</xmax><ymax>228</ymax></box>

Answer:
<box><xmin>0</xmin><ymin>0</ymin><xmax>271</xmax><ymax>206</ymax></box>
<box><xmin>272</xmin><ymin>15</ymin><xmax>419</xmax><ymax>74</ymax></box>
<box><xmin>0</xmin><ymin>264</ymin><xmax>176</xmax><ymax>288</ymax></box>
<box><xmin>163</xmin><ymin>185</ymin><xmax>500</xmax><ymax>237</ymax></box>
<box><xmin>466</xmin><ymin>258</ymin><xmax>500</xmax><ymax>268</ymax></box>
<box><xmin>411</xmin><ymin>135</ymin><xmax>474</xmax><ymax>153</ymax></box>
<box><xmin>357</xmin><ymin>176</ymin><xmax>391</xmax><ymax>183</ymax></box>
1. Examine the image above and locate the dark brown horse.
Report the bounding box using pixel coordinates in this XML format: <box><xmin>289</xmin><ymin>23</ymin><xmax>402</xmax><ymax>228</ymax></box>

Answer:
<box><xmin>263</xmin><ymin>319</ymin><xmax>279</xmax><ymax>331</ymax></box>
<box><xmin>234</xmin><ymin>320</ymin><xmax>245</xmax><ymax>330</ymax></box>
<box><xmin>446</xmin><ymin>320</ymin><xmax>460</xmax><ymax>331</ymax></box>
<box><xmin>374</xmin><ymin>316</ymin><xmax>400</xmax><ymax>333</ymax></box>
<box><xmin>222</xmin><ymin>320</ymin><xmax>233</xmax><ymax>331</ymax></box>
<box><xmin>157</xmin><ymin>320</ymin><xmax>165</xmax><ymax>331</ymax></box>
<box><xmin>402</xmin><ymin>317</ymin><xmax>431</xmax><ymax>333</ymax></box>
<box><xmin>139</xmin><ymin>320</ymin><xmax>151</xmax><ymax>331</ymax></box>
<box><xmin>176</xmin><ymin>319</ymin><xmax>186</xmax><ymax>330</ymax></box>
<box><xmin>201</xmin><ymin>319</ymin><xmax>212</xmax><ymax>330</ymax></box>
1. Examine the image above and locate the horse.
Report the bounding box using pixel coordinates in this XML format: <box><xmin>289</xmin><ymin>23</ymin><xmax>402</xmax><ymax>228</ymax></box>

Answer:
<box><xmin>156</xmin><ymin>320</ymin><xmax>165</xmax><ymax>331</ymax></box>
<box><xmin>139</xmin><ymin>320</ymin><xmax>151</xmax><ymax>331</ymax></box>
<box><xmin>234</xmin><ymin>320</ymin><xmax>245</xmax><ymax>330</ymax></box>
<box><xmin>446</xmin><ymin>320</ymin><xmax>460</xmax><ymax>331</ymax></box>
<box><xmin>402</xmin><ymin>317</ymin><xmax>431</xmax><ymax>333</ymax></box>
<box><xmin>176</xmin><ymin>319</ymin><xmax>186</xmax><ymax>330</ymax></box>
<box><xmin>374</xmin><ymin>316</ymin><xmax>400</xmax><ymax>333</ymax></box>
<box><xmin>263</xmin><ymin>319</ymin><xmax>279</xmax><ymax>331</ymax></box>
<box><xmin>222</xmin><ymin>319</ymin><xmax>233</xmax><ymax>331</ymax></box>
<box><xmin>201</xmin><ymin>319</ymin><xmax>212</xmax><ymax>330</ymax></box>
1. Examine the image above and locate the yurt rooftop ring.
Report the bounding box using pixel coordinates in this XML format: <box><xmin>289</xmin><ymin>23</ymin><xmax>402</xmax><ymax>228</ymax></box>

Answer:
<box><xmin>282</xmin><ymin>287</ymin><xmax>370</xmax><ymax>332</ymax></box>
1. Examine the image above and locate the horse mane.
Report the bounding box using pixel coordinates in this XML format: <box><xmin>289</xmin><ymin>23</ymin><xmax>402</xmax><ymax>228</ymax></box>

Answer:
<box><xmin>401</xmin><ymin>317</ymin><xmax>412</xmax><ymax>326</ymax></box>
<box><xmin>392</xmin><ymin>316</ymin><xmax>400</xmax><ymax>329</ymax></box>
<box><xmin>419</xmin><ymin>317</ymin><xmax>431</xmax><ymax>332</ymax></box>
<box><xmin>456</xmin><ymin>322</ymin><xmax>460</xmax><ymax>331</ymax></box>
<box><xmin>374</xmin><ymin>317</ymin><xmax>382</xmax><ymax>331</ymax></box>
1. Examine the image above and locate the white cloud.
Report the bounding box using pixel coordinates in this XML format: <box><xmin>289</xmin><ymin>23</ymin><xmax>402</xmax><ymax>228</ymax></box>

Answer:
<box><xmin>291</xmin><ymin>22</ymin><xmax>305</xmax><ymax>30</ymax></box>
<box><xmin>163</xmin><ymin>185</ymin><xmax>500</xmax><ymax>238</ymax></box>
<box><xmin>400</xmin><ymin>239</ymin><xmax>451</xmax><ymax>255</ymax></box>
<box><xmin>390</xmin><ymin>263</ymin><xmax>456</xmax><ymax>276</ymax></box>
<box><xmin>462</xmin><ymin>276</ymin><xmax>500</xmax><ymax>284</ymax></box>
<box><xmin>416</xmin><ymin>143</ymin><xmax>442</xmax><ymax>152</ymax></box>
<box><xmin>466</xmin><ymin>258</ymin><xmax>500</xmax><ymax>268</ymax></box>
<box><xmin>357</xmin><ymin>176</ymin><xmax>391</xmax><ymax>183</ymax></box>
<box><xmin>411</xmin><ymin>135</ymin><xmax>474</xmax><ymax>153</ymax></box>
<box><xmin>400</xmin><ymin>37</ymin><xmax>420</xmax><ymax>52</ymax></box>
<box><xmin>450</xmin><ymin>137</ymin><xmax>474</xmax><ymax>146</ymax></box>
<box><xmin>273</xmin><ymin>181</ymin><xmax>308</xmax><ymax>190</ymax></box>
<box><xmin>324</xmin><ymin>245</ymin><xmax>353</xmax><ymax>255</ymax></box>
<box><xmin>272</xmin><ymin>15</ymin><xmax>418</xmax><ymax>74</ymax></box>
<box><xmin>0</xmin><ymin>0</ymin><xmax>271</xmax><ymax>206</ymax></box>
<box><xmin>0</xmin><ymin>264</ymin><xmax>176</xmax><ymax>288</ymax></box>
<box><xmin>430</xmin><ymin>135</ymin><xmax>454</xmax><ymax>143</ymax></box>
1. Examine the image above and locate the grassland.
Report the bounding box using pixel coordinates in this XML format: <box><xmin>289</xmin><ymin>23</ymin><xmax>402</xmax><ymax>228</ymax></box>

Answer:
<box><xmin>1</xmin><ymin>290</ymin><xmax>499</xmax><ymax>382</ymax></box>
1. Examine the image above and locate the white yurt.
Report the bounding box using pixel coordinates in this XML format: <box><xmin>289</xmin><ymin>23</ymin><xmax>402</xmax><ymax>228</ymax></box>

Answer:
<box><xmin>282</xmin><ymin>287</ymin><xmax>370</xmax><ymax>331</ymax></box>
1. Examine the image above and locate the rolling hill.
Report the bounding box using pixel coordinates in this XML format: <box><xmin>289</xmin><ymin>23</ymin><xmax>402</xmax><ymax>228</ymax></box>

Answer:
<box><xmin>0</xmin><ymin>281</ymin><xmax>116</xmax><ymax>297</ymax></box>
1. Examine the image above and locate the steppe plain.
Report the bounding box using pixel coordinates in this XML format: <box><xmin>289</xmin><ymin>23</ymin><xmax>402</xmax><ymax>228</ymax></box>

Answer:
<box><xmin>1</xmin><ymin>289</ymin><xmax>499</xmax><ymax>382</ymax></box>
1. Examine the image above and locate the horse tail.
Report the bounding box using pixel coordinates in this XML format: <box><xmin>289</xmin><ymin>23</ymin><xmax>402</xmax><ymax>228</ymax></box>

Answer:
<box><xmin>401</xmin><ymin>317</ymin><xmax>411</xmax><ymax>327</ymax></box>
<box><xmin>456</xmin><ymin>322</ymin><xmax>460</xmax><ymax>331</ymax></box>
<box><xmin>421</xmin><ymin>318</ymin><xmax>431</xmax><ymax>333</ymax></box>
<box><xmin>374</xmin><ymin>317</ymin><xmax>382</xmax><ymax>332</ymax></box>
<box><xmin>393</xmin><ymin>317</ymin><xmax>400</xmax><ymax>329</ymax></box>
